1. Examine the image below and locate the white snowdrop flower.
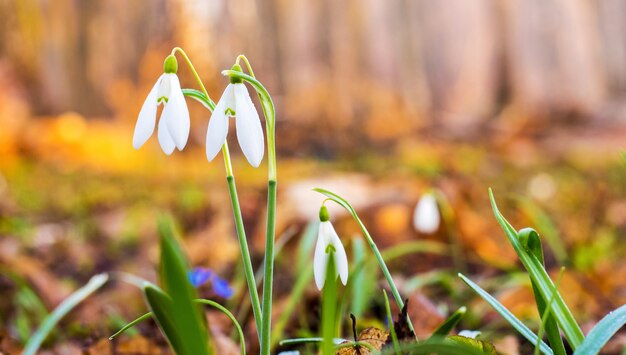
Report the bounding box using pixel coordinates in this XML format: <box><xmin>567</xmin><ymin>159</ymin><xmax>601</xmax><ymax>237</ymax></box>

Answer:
<box><xmin>205</xmin><ymin>64</ymin><xmax>264</xmax><ymax>167</ymax></box>
<box><xmin>313</xmin><ymin>206</ymin><xmax>348</xmax><ymax>290</ymax></box>
<box><xmin>133</xmin><ymin>55</ymin><xmax>190</xmax><ymax>155</ymax></box>
<box><xmin>413</xmin><ymin>192</ymin><xmax>440</xmax><ymax>234</ymax></box>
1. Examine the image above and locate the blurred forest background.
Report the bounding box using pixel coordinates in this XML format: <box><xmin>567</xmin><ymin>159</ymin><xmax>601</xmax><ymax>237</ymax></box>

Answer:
<box><xmin>0</xmin><ymin>0</ymin><xmax>625</xmax><ymax>353</ymax></box>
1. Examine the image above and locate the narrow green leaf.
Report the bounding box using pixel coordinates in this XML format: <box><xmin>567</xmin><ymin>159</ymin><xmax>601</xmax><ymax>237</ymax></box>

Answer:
<box><xmin>431</xmin><ymin>306</ymin><xmax>467</xmax><ymax>337</ymax></box>
<box><xmin>383</xmin><ymin>290</ymin><xmax>401</xmax><ymax>355</ymax></box>
<box><xmin>379</xmin><ymin>337</ymin><xmax>486</xmax><ymax>355</ymax></box>
<box><xmin>109</xmin><ymin>312</ymin><xmax>152</xmax><ymax>340</ymax></box>
<box><xmin>519</xmin><ymin>228</ymin><xmax>567</xmax><ymax>355</ymax></box>
<box><xmin>458</xmin><ymin>273</ymin><xmax>553</xmax><ymax>355</ymax></box>
<box><xmin>23</xmin><ymin>273</ymin><xmax>109</xmax><ymax>355</ymax></box>
<box><xmin>144</xmin><ymin>284</ymin><xmax>189</xmax><ymax>354</ymax></box>
<box><xmin>182</xmin><ymin>88</ymin><xmax>215</xmax><ymax>110</ymax></box>
<box><xmin>489</xmin><ymin>189</ymin><xmax>584</xmax><ymax>349</ymax></box>
<box><xmin>573</xmin><ymin>304</ymin><xmax>626</xmax><ymax>355</ymax></box>
<box><xmin>111</xmin><ymin>299</ymin><xmax>245</xmax><ymax>354</ymax></box>
<box><xmin>156</xmin><ymin>216</ymin><xmax>211</xmax><ymax>355</ymax></box>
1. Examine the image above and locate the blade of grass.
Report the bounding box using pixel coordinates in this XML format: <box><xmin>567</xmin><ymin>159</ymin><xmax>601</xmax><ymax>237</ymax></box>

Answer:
<box><xmin>23</xmin><ymin>273</ymin><xmax>109</xmax><ymax>355</ymax></box>
<box><xmin>383</xmin><ymin>290</ymin><xmax>401</xmax><ymax>355</ymax></box>
<box><xmin>489</xmin><ymin>189</ymin><xmax>584</xmax><ymax>349</ymax></box>
<box><xmin>573</xmin><ymin>304</ymin><xmax>626</xmax><ymax>355</ymax></box>
<box><xmin>156</xmin><ymin>217</ymin><xmax>211</xmax><ymax>354</ymax></box>
<box><xmin>458</xmin><ymin>273</ymin><xmax>553</xmax><ymax>355</ymax></box>
<box><xmin>430</xmin><ymin>306</ymin><xmax>467</xmax><ymax>338</ymax></box>
<box><xmin>535</xmin><ymin>268</ymin><xmax>565</xmax><ymax>355</ymax></box>
<box><xmin>520</xmin><ymin>228</ymin><xmax>567</xmax><ymax>355</ymax></box>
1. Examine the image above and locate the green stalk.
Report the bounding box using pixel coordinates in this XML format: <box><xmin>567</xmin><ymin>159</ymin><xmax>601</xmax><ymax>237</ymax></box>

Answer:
<box><xmin>261</xmin><ymin>180</ymin><xmax>276</xmax><ymax>354</ymax></box>
<box><xmin>227</xmin><ymin>175</ymin><xmax>263</xmax><ymax>333</ymax></box>
<box><xmin>173</xmin><ymin>47</ymin><xmax>262</xmax><ymax>340</ymax></box>
<box><xmin>229</xmin><ymin>55</ymin><xmax>278</xmax><ymax>355</ymax></box>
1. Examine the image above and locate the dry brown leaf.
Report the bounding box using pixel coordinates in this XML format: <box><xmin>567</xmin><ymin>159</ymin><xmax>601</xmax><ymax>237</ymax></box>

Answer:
<box><xmin>336</xmin><ymin>327</ymin><xmax>389</xmax><ymax>355</ymax></box>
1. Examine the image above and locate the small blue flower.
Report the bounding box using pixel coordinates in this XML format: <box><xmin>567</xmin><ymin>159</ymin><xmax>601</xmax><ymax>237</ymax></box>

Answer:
<box><xmin>211</xmin><ymin>276</ymin><xmax>234</xmax><ymax>299</ymax></box>
<box><xmin>188</xmin><ymin>267</ymin><xmax>213</xmax><ymax>287</ymax></box>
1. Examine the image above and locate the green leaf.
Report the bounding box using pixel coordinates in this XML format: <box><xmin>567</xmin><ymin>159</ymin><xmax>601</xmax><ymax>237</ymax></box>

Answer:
<box><xmin>489</xmin><ymin>189</ymin><xmax>584</xmax><ymax>349</ymax></box>
<box><xmin>379</xmin><ymin>337</ymin><xmax>487</xmax><ymax>355</ymax></box>
<box><xmin>153</xmin><ymin>216</ymin><xmax>212</xmax><ymax>355</ymax></box>
<box><xmin>573</xmin><ymin>304</ymin><xmax>626</xmax><ymax>355</ymax></box>
<box><xmin>430</xmin><ymin>306</ymin><xmax>467</xmax><ymax>338</ymax></box>
<box><xmin>458</xmin><ymin>273</ymin><xmax>553</xmax><ymax>355</ymax></box>
<box><xmin>23</xmin><ymin>273</ymin><xmax>108</xmax><ymax>355</ymax></box>
<box><xmin>144</xmin><ymin>284</ymin><xmax>189</xmax><ymax>353</ymax></box>
<box><xmin>383</xmin><ymin>289</ymin><xmax>401</xmax><ymax>355</ymax></box>
<box><xmin>111</xmin><ymin>299</ymin><xmax>245</xmax><ymax>355</ymax></box>
<box><xmin>182</xmin><ymin>88</ymin><xmax>215</xmax><ymax>110</ymax></box>
<box><xmin>518</xmin><ymin>228</ymin><xmax>567</xmax><ymax>355</ymax></box>
<box><xmin>448</xmin><ymin>335</ymin><xmax>497</xmax><ymax>355</ymax></box>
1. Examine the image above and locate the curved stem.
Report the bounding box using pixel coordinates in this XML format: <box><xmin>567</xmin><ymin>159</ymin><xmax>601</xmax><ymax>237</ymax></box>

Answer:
<box><xmin>171</xmin><ymin>47</ymin><xmax>261</xmax><ymax>339</ymax></box>
<box><xmin>171</xmin><ymin>47</ymin><xmax>233</xmax><ymax>176</ymax></box>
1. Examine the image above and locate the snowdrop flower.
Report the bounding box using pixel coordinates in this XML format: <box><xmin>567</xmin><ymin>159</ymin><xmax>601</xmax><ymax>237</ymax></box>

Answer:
<box><xmin>133</xmin><ymin>55</ymin><xmax>190</xmax><ymax>155</ymax></box>
<box><xmin>314</xmin><ymin>206</ymin><xmax>348</xmax><ymax>290</ymax></box>
<box><xmin>413</xmin><ymin>192</ymin><xmax>440</xmax><ymax>234</ymax></box>
<box><xmin>205</xmin><ymin>64</ymin><xmax>264</xmax><ymax>167</ymax></box>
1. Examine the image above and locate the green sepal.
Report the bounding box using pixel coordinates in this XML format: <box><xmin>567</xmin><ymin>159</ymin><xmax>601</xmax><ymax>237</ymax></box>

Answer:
<box><xmin>319</xmin><ymin>205</ymin><xmax>330</xmax><ymax>222</ymax></box>
<box><xmin>163</xmin><ymin>55</ymin><xmax>178</xmax><ymax>74</ymax></box>
<box><xmin>229</xmin><ymin>63</ymin><xmax>243</xmax><ymax>84</ymax></box>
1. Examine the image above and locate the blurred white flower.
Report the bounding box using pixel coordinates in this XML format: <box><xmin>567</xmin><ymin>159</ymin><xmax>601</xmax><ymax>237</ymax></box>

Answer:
<box><xmin>205</xmin><ymin>81</ymin><xmax>264</xmax><ymax>167</ymax></box>
<box><xmin>413</xmin><ymin>192</ymin><xmax>440</xmax><ymax>234</ymax></box>
<box><xmin>314</xmin><ymin>206</ymin><xmax>348</xmax><ymax>290</ymax></box>
<box><xmin>133</xmin><ymin>56</ymin><xmax>190</xmax><ymax>155</ymax></box>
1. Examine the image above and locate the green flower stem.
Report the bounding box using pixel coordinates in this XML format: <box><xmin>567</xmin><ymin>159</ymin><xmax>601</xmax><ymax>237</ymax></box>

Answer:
<box><xmin>172</xmin><ymin>48</ymin><xmax>262</xmax><ymax>340</ymax></box>
<box><xmin>227</xmin><ymin>175</ymin><xmax>263</xmax><ymax>334</ymax></box>
<box><xmin>230</xmin><ymin>55</ymin><xmax>277</xmax><ymax>355</ymax></box>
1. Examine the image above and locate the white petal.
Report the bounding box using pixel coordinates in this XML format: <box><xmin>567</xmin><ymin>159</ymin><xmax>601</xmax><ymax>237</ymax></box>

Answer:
<box><xmin>205</xmin><ymin>85</ymin><xmax>235</xmax><ymax>161</ymax></box>
<box><xmin>234</xmin><ymin>84</ymin><xmax>264</xmax><ymax>167</ymax></box>
<box><xmin>326</xmin><ymin>222</ymin><xmax>349</xmax><ymax>285</ymax></box>
<box><xmin>413</xmin><ymin>193</ymin><xmax>440</xmax><ymax>233</ymax></box>
<box><xmin>157</xmin><ymin>114</ymin><xmax>176</xmax><ymax>155</ymax></box>
<box><xmin>313</xmin><ymin>222</ymin><xmax>331</xmax><ymax>290</ymax></box>
<box><xmin>161</xmin><ymin>74</ymin><xmax>190</xmax><ymax>150</ymax></box>
<box><xmin>133</xmin><ymin>75</ymin><xmax>162</xmax><ymax>149</ymax></box>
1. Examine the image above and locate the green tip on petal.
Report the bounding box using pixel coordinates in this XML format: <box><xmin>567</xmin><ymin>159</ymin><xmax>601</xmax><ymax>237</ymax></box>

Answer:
<box><xmin>163</xmin><ymin>55</ymin><xmax>178</xmax><ymax>74</ymax></box>
<box><xmin>229</xmin><ymin>63</ymin><xmax>243</xmax><ymax>84</ymax></box>
<box><xmin>319</xmin><ymin>205</ymin><xmax>330</xmax><ymax>222</ymax></box>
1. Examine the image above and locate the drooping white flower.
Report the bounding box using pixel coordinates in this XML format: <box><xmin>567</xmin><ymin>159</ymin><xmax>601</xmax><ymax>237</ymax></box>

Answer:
<box><xmin>205</xmin><ymin>65</ymin><xmax>264</xmax><ymax>167</ymax></box>
<box><xmin>413</xmin><ymin>192</ymin><xmax>440</xmax><ymax>234</ymax></box>
<box><xmin>313</xmin><ymin>206</ymin><xmax>348</xmax><ymax>290</ymax></box>
<box><xmin>133</xmin><ymin>55</ymin><xmax>190</xmax><ymax>155</ymax></box>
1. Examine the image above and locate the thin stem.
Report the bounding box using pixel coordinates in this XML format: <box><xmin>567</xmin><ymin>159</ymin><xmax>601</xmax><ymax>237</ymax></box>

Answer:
<box><xmin>354</xmin><ymin>216</ymin><xmax>415</xmax><ymax>333</ymax></box>
<box><xmin>261</xmin><ymin>180</ymin><xmax>276</xmax><ymax>355</ymax></box>
<box><xmin>171</xmin><ymin>47</ymin><xmax>260</xmax><ymax>339</ymax></box>
<box><xmin>227</xmin><ymin>176</ymin><xmax>263</xmax><ymax>339</ymax></box>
